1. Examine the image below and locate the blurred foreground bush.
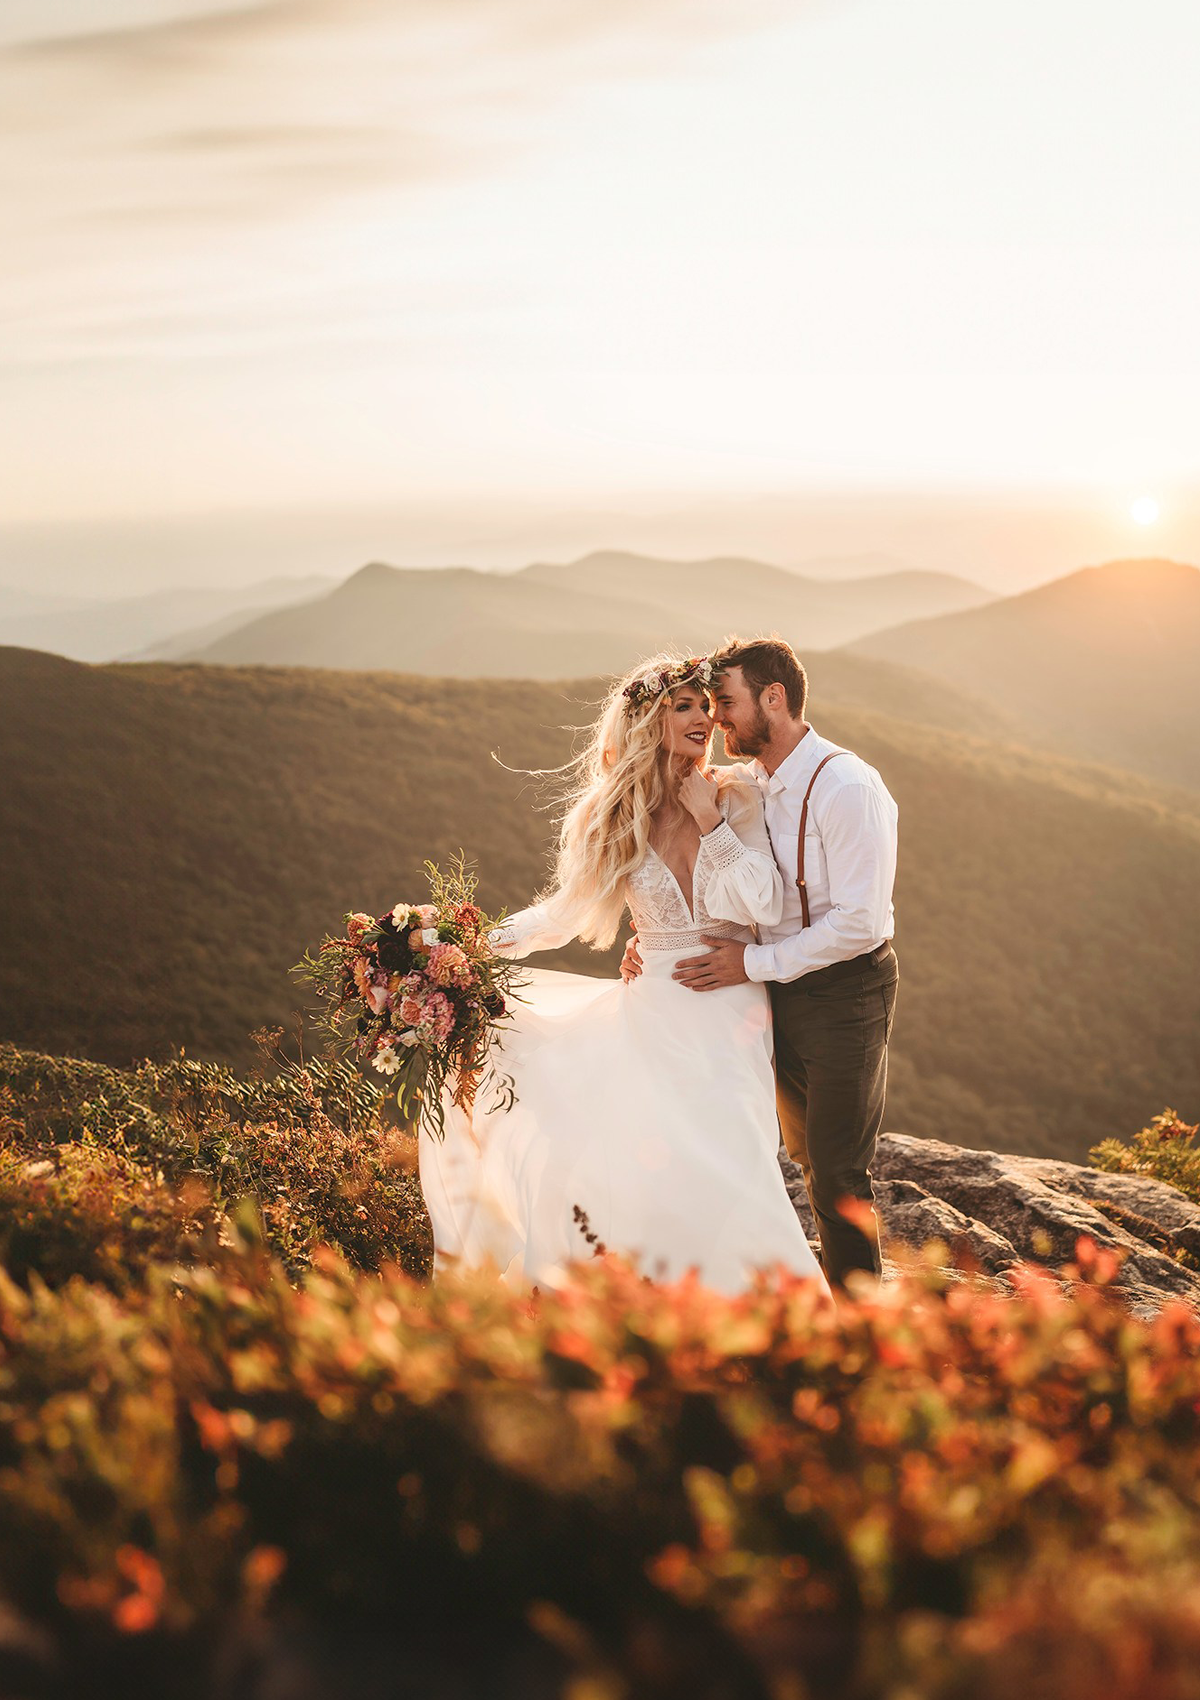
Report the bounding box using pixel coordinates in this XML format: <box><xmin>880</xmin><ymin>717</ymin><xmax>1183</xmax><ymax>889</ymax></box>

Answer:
<box><xmin>3</xmin><ymin>1044</ymin><xmax>1200</xmax><ymax>1698</ymax></box>
<box><xmin>1</xmin><ymin>1242</ymin><xmax>1200</xmax><ymax>1699</ymax></box>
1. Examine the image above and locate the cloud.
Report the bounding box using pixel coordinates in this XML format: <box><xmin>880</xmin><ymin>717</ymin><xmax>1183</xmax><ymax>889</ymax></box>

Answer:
<box><xmin>8</xmin><ymin>0</ymin><xmax>798</xmax><ymax>61</ymax></box>
<box><xmin>0</xmin><ymin>0</ymin><xmax>808</xmax><ymax>360</ymax></box>
<box><xmin>3</xmin><ymin>3</ymin><xmax>288</xmax><ymax>60</ymax></box>
<box><xmin>150</xmin><ymin>121</ymin><xmax>383</xmax><ymax>152</ymax></box>
<box><xmin>2</xmin><ymin>1</ymin><xmax>801</xmax><ymax>219</ymax></box>
<box><xmin>4</xmin><ymin>1</ymin><xmax>807</xmax><ymax>170</ymax></box>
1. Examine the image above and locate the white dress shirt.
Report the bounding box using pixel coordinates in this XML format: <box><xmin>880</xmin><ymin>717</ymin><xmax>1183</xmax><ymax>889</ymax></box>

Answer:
<box><xmin>740</xmin><ymin>726</ymin><xmax>898</xmax><ymax>985</ymax></box>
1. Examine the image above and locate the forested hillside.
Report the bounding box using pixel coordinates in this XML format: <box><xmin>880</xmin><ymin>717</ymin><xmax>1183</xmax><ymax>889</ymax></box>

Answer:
<box><xmin>849</xmin><ymin>557</ymin><xmax>1200</xmax><ymax>791</ymax></box>
<box><xmin>2</xmin><ymin>645</ymin><xmax>1197</xmax><ymax>1159</ymax></box>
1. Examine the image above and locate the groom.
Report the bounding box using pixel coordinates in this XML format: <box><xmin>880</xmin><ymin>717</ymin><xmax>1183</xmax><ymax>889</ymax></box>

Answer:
<box><xmin>626</xmin><ymin>635</ymin><xmax>899</xmax><ymax>1290</ymax></box>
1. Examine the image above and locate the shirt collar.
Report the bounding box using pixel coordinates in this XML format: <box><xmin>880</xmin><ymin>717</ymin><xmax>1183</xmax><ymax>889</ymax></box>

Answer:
<box><xmin>753</xmin><ymin>726</ymin><xmax>825</xmax><ymax>796</ymax></box>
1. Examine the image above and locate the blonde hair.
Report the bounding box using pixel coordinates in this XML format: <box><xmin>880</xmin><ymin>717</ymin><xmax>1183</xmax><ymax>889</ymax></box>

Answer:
<box><xmin>540</xmin><ymin>651</ymin><xmax>712</xmax><ymax>949</ymax></box>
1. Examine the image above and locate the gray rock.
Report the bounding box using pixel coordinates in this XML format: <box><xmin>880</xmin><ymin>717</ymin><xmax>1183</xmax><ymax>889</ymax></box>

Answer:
<box><xmin>1011</xmin><ymin>1159</ymin><xmax>1200</xmax><ymax>1229</ymax></box>
<box><xmin>1009</xmin><ymin>1158</ymin><xmax>1200</xmax><ymax>1264</ymax></box>
<box><xmin>873</xmin><ymin>1178</ymin><xmax>1019</xmax><ymax>1275</ymax></box>
<box><xmin>779</xmin><ymin>1134</ymin><xmax>1200</xmax><ymax>1313</ymax></box>
<box><xmin>871</xmin><ymin>1132</ymin><xmax>1200</xmax><ymax>1312</ymax></box>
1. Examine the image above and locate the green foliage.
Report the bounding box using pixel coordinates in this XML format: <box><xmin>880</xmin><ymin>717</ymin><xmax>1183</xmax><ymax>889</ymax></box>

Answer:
<box><xmin>0</xmin><ymin>1041</ymin><xmax>431</xmax><ymax>1287</ymax></box>
<box><xmin>1090</xmin><ymin>1108</ymin><xmax>1200</xmax><ymax>1205</ymax></box>
<box><xmin>0</xmin><ymin>1127</ymin><xmax>207</xmax><ymax>1292</ymax></box>
<box><xmin>1</xmin><ymin>1244</ymin><xmax>1199</xmax><ymax>1698</ymax></box>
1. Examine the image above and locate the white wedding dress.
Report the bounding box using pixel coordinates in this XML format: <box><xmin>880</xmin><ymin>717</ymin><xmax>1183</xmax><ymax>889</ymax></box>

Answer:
<box><xmin>418</xmin><ymin>776</ymin><xmax>826</xmax><ymax>1295</ymax></box>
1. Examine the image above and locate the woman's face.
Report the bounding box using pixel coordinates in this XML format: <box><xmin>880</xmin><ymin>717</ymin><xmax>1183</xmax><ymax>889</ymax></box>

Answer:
<box><xmin>660</xmin><ymin>684</ymin><xmax>714</xmax><ymax>765</ymax></box>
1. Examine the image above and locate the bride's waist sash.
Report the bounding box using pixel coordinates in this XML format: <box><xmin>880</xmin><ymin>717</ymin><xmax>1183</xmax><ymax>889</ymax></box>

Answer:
<box><xmin>636</xmin><ymin>920</ymin><xmax>749</xmax><ymax>956</ymax></box>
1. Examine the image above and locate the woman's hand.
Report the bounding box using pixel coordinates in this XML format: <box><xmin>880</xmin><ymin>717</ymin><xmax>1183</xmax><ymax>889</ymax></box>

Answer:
<box><xmin>677</xmin><ymin>766</ymin><xmax>721</xmax><ymax>834</ymax></box>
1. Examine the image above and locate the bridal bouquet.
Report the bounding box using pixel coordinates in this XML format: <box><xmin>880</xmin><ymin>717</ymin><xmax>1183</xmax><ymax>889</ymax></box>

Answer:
<box><xmin>293</xmin><ymin>859</ymin><xmax>522</xmax><ymax>1140</ymax></box>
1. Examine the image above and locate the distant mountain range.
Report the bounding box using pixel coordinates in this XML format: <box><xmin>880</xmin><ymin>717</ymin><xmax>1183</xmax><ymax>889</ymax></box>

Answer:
<box><xmin>849</xmin><ymin>558</ymin><xmax>1200</xmax><ymax>792</ymax></box>
<box><xmin>176</xmin><ymin>551</ymin><xmax>993</xmax><ymax>674</ymax></box>
<box><xmin>0</xmin><ymin>584</ymin><xmax>95</xmax><ymax>622</ymax></box>
<box><xmin>161</xmin><ymin>550</ymin><xmax>1200</xmax><ymax>795</ymax></box>
<box><xmin>513</xmin><ymin>551</ymin><xmax>995</xmax><ymax>644</ymax></box>
<box><xmin>0</xmin><ymin>576</ymin><xmax>334</xmax><ymax>664</ymax></box>
<box><xmin>790</xmin><ymin>551</ymin><xmax>925</xmax><ymax>580</ymax></box>
<box><xmin>2</xmin><ymin>647</ymin><xmax>1196</xmax><ymax>1161</ymax></box>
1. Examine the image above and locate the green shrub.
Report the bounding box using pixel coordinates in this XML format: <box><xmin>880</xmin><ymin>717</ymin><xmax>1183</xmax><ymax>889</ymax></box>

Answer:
<box><xmin>0</xmin><ymin>1133</ymin><xmax>209</xmax><ymax>1291</ymax></box>
<box><xmin>1090</xmin><ymin>1108</ymin><xmax>1200</xmax><ymax>1205</ymax></box>
<box><xmin>0</xmin><ymin>1042</ymin><xmax>431</xmax><ymax>1286</ymax></box>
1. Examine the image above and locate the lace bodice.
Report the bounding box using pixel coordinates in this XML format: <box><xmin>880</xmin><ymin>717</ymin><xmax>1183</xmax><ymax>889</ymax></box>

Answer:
<box><xmin>489</xmin><ymin>773</ymin><xmax>785</xmax><ymax>960</ymax></box>
<box><xmin>626</xmin><ymin>819</ymin><xmax>752</xmax><ymax>951</ymax></box>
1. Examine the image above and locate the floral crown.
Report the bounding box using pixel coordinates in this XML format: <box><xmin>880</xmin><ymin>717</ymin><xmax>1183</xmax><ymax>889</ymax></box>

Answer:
<box><xmin>621</xmin><ymin>655</ymin><xmax>714</xmax><ymax>713</ymax></box>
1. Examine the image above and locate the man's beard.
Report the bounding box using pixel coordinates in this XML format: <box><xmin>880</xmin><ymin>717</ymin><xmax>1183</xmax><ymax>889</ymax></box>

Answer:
<box><xmin>721</xmin><ymin>705</ymin><xmax>771</xmax><ymax>758</ymax></box>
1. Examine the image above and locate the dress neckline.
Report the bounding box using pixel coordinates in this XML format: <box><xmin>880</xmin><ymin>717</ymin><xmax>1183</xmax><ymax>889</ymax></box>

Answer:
<box><xmin>646</xmin><ymin>842</ymin><xmax>698</xmax><ymax>923</ymax></box>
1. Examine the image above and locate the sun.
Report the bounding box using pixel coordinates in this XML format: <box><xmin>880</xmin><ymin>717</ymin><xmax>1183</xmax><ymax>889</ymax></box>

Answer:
<box><xmin>1130</xmin><ymin>495</ymin><xmax>1160</xmax><ymax>526</ymax></box>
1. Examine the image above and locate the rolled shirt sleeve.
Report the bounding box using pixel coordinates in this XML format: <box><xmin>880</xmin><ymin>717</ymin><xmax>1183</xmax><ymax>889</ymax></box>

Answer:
<box><xmin>743</xmin><ymin>780</ymin><xmax>897</xmax><ymax>984</ymax></box>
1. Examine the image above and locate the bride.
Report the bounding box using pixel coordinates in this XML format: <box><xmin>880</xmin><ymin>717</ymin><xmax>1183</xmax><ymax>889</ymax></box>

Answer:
<box><xmin>418</xmin><ymin>652</ymin><xmax>827</xmax><ymax>1295</ymax></box>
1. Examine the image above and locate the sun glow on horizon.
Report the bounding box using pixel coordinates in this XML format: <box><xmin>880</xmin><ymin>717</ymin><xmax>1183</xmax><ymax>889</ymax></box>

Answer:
<box><xmin>1131</xmin><ymin>496</ymin><xmax>1161</xmax><ymax>526</ymax></box>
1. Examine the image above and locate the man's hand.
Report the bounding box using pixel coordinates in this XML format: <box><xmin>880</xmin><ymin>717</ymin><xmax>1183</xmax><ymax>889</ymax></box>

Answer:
<box><xmin>620</xmin><ymin>931</ymin><xmax>643</xmax><ymax>983</ymax></box>
<box><xmin>672</xmin><ymin>936</ymin><xmax>749</xmax><ymax>991</ymax></box>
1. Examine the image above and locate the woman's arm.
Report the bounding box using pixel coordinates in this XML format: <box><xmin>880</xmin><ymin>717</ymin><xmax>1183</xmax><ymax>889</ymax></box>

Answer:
<box><xmin>487</xmin><ymin>895</ymin><xmax>579</xmax><ymax>960</ymax></box>
<box><xmin>695</xmin><ymin>776</ymin><xmax>784</xmax><ymax>929</ymax></box>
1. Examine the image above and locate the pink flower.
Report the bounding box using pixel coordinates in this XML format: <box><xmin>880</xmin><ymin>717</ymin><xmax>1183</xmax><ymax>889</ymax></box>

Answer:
<box><xmin>346</xmin><ymin>913</ymin><xmax>374</xmax><ymax>942</ymax></box>
<box><xmin>399</xmin><ymin>995</ymin><xmax>424</xmax><ymax>1027</ymax></box>
<box><xmin>415</xmin><ymin>904</ymin><xmax>439</xmax><ymax>928</ymax></box>
<box><xmin>366</xmin><ymin>982</ymin><xmax>390</xmax><ymax>1015</ymax></box>
<box><xmin>427</xmin><ymin>942</ymin><xmax>473</xmax><ymax>989</ymax></box>
<box><xmin>418</xmin><ymin>990</ymin><xmax>456</xmax><ymax>1046</ymax></box>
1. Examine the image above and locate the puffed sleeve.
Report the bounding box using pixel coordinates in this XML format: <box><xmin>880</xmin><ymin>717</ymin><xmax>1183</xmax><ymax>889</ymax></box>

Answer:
<box><xmin>487</xmin><ymin>894</ymin><xmax>579</xmax><ymax>960</ymax></box>
<box><xmin>696</xmin><ymin>776</ymin><xmax>784</xmax><ymax>930</ymax></box>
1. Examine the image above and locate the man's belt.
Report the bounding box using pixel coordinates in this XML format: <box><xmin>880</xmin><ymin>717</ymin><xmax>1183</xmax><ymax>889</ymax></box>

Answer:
<box><xmin>774</xmin><ymin>941</ymin><xmax>895</xmax><ymax>991</ymax></box>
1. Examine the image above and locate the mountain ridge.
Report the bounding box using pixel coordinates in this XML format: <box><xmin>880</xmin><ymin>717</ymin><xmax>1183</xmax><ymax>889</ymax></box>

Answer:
<box><xmin>847</xmin><ymin>556</ymin><xmax>1200</xmax><ymax>791</ymax></box>
<box><xmin>182</xmin><ymin>551</ymin><xmax>995</xmax><ymax>676</ymax></box>
<box><xmin>0</xmin><ymin>574</ymin><xmax>334</xmax><ymax>664</ymax></box>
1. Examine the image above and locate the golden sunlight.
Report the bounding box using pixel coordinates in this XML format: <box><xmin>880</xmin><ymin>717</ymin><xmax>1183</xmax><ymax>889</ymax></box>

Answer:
<box><xmin>1131</xmin><ymin>496</ymin><xmax>1161</xmax><ymax>526</ymax></box>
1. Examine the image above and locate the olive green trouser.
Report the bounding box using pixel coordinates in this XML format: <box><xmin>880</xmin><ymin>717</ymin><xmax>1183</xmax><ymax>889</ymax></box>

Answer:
<box><xmin>769</xmin><ymin>944</ymin><xmax>899</xmax><ymax>1291</ymax></box>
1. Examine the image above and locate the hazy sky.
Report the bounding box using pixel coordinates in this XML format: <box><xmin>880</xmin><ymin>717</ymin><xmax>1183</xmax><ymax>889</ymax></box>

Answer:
<box><xmin>3</xmin><ymin>0</ymin><xmax>1199</xmax><ymax>589</ymax></box>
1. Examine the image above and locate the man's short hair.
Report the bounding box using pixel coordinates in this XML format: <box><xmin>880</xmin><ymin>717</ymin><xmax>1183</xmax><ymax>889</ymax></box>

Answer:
<box><xmin>710</xmin><ymin>635</ymin><xmax>808</xmax><ymax>719</ymax></box>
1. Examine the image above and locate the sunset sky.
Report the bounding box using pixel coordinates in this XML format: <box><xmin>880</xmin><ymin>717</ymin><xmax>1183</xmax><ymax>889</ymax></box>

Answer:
<box><xmin>3</xmin><ymin>0</ymin><xmax>1199</xmax><ymax>592</ymax></box>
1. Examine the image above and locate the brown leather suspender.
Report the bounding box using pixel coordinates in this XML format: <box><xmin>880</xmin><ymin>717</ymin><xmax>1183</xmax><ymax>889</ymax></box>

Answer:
<box><xmin>796</xmin><ymin>752</ymin><xmax>847</xmax><ymax>928</ymax></box>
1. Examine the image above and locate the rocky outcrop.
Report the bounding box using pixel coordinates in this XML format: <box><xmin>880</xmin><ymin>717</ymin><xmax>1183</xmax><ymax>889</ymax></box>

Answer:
<box><xmin>780</xmin><ymin>1133</ymin><xmax>1200</xmax><ymax>1315</ymax></box>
